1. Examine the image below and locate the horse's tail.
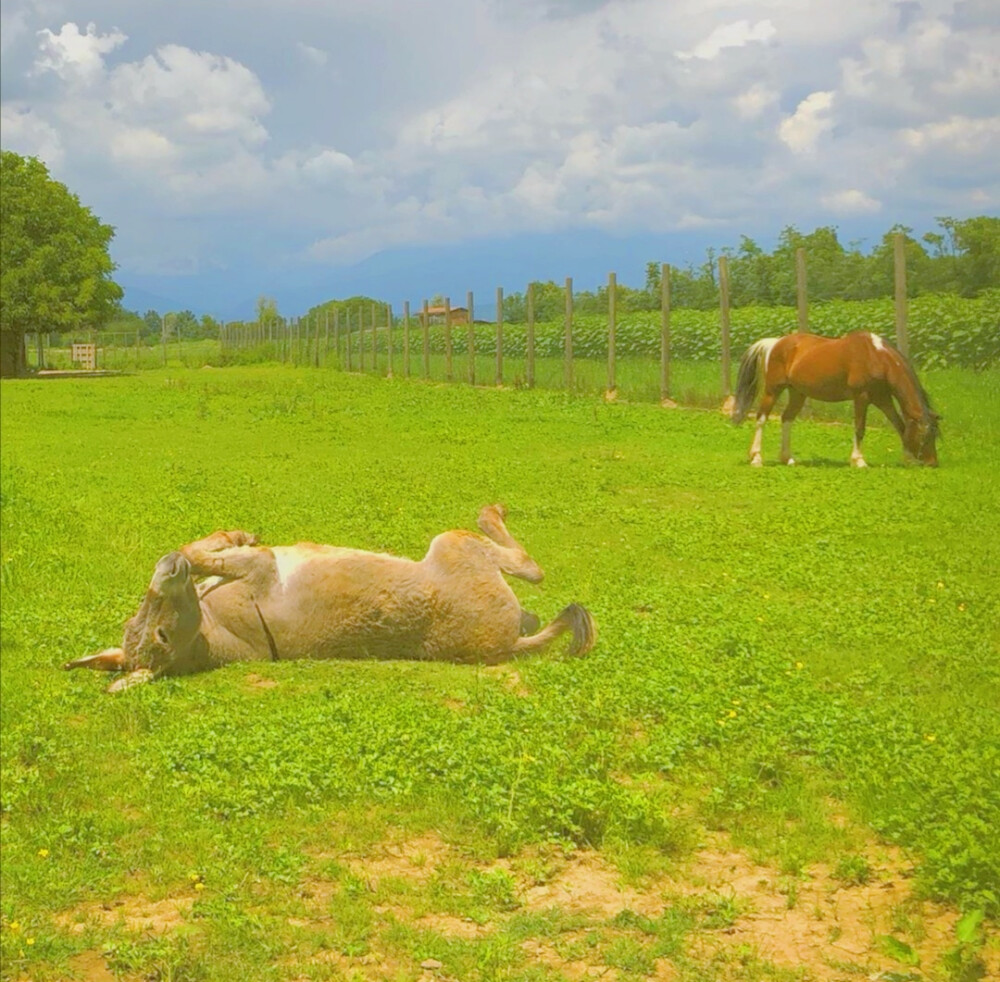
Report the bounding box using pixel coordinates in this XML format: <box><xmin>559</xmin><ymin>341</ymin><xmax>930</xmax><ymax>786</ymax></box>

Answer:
<box><xmin>733</xmin><ymin>338</ymin><xmax>780</xmax><ymax>425</ymax></box>
<box><xmin>512</xmin><ymin>603</ymin><xmax>596</xmax><ymax>658</ymax></box>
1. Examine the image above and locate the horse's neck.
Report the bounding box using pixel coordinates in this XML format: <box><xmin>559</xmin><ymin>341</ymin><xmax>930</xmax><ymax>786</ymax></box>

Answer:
<box><xmin>886</xmin><ymin>354</ymin><xmax>924</xmax><ymax>421</ymax></box>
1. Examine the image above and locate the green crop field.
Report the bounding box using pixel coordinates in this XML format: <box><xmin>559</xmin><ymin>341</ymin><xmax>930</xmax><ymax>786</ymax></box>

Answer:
<box><xmin>1</xmin><ymin>367</ymin><xmax>998</xmax><ymax>981</ymax></box>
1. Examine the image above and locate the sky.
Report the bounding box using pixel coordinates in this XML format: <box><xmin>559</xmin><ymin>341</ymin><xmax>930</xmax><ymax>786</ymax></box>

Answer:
<box><xmin>1</xmin><ymin>0</ymin><xmax>997</xmax><ymax>319</ymax></box>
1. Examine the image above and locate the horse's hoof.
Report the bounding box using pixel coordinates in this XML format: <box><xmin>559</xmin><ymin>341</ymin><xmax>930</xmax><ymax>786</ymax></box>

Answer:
<box><xmin>749</xmin><ymin>455</ymin><xmax>763</xmax><ymax>468</ymax></box>
<box><xmin>782</xmin><ymin>457</ymin><xmax>796</xmax><ymax>466</ymax></box>
<box><xmin>851</xmin><ymin>457</ymin><xmax>868</xmax><ymax>469</ymax></box>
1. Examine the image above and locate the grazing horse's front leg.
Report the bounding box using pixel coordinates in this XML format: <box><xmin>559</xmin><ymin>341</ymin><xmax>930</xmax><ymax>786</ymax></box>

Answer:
<box><xmin>851</xmin><ymin>395</ymin><xmax>869</xmax><ymax>468</ymax></box>
<box><xmin>749</xmin><ymin>390</ymin><xmax>778</xmax><ymax>467</ymax></box>
<box><xmin>780</xmin><ymin>391</ymin><xmax>806</xmax><ymax>465</ymax></box>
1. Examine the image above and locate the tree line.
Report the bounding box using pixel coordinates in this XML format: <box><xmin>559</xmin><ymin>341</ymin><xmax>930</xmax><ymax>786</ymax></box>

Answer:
<box><xmin>500</xmin><ymin>218</ymin><xmax>999</xmax><ymax>322</ymax></box>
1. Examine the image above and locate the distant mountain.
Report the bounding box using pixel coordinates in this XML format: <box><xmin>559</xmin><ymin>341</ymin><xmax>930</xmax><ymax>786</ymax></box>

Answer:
<box><xmin>119</xmin><ymin>283</ymin><xmax>183</xmax><ymax>315</ymax></box>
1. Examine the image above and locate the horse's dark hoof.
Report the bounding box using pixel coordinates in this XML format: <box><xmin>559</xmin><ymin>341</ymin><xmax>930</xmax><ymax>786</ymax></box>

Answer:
<box><xmin>520</xmin><ymin>610</ymin><xmax>540</xmax><ymax>636</ymax></box>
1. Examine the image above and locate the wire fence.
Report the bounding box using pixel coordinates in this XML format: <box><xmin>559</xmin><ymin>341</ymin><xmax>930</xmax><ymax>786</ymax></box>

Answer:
<box><xmin>23</xmin><ymin>237</ymin><xmax>998</xmax><ymax>412</ymax></box>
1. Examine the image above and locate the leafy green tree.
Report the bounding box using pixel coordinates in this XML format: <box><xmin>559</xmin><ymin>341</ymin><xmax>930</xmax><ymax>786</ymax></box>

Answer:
<box><xmin>0</xmin><ymin>150</ymin><xmax>122</xmax><ymax>376</ymax></box>
<box><xmin>143</xmin><ymin>310</ymin><xmax>162</xmax><ymax>340</ymax></box>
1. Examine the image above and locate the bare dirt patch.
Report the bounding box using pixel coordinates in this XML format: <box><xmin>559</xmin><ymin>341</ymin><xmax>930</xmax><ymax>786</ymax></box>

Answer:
<box><xmin>348</xmin><ymin>832</ymin><xmax>453</xmax><ymax>887</ymax></box>
<box><xmin>522</xmin><ymin>850</ymin><xmax>664</xmax><ymax>919</ymax></box>
<box><xmin>675</xmin><ymin>833</ymin><xmax>989</xmax><ymax>979</ymax></box>
<box><xmin>65</xmin><ymin>950</ymin><xmax>123</xmax><ymax>982</ymax></box>
<box><xmin>55</xmin><ymin>895</ymin><xmax>191</xmax><ymax>935</ymax></box>
<box><xmin>487</xmin><ymin>665</ymin><xmax>532</xmax><ymax>697</ymax></box>
<box><xmin>413</xmin><ymin>912</ymin><xmax>486</xmax><ymax>939</ymax></box>
<box><xmin>244</xmin><ymin>672</ymin><xmax>278</xmax><ymax>689</ymax></box>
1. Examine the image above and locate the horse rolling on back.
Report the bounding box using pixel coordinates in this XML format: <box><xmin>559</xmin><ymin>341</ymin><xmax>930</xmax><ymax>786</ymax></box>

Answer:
<box><xmin>732</xmin><ymin>331</ymin><xmax>940</xmax><ymax>468</ymax></box>
<box><xmin>64</xmin><ymin>505</ymin><xmax>597</xmax><ymax>692</ymax></box>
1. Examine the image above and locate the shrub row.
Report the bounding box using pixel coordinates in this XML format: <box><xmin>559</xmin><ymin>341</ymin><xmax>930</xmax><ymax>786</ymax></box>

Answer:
<box><xmin>362</xmin><ymin>292</ymin><xmax>998</xmax><ymax>369</ymax></box>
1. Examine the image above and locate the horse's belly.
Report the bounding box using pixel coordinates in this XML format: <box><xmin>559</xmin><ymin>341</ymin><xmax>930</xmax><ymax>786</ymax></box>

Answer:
<box><xmin>258</xmin><ymin>565</ymin><xmax>433</xmax><ymax>661</ymax></box>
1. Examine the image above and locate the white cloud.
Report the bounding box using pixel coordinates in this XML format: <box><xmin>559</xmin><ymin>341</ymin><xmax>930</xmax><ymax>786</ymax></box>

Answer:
<box><xmin>296</xmin><ymin>41</ymin><xmax>327</xmax><ymax>66</ymax></box>
<box><xmin>34</xmin><ymin>21</ymin><xmax>126</xmax><ymax>82</ymax></box>
<box><xmin>821</xmin><ymin>189</ymin><xmax>881</xmax><ymax>213</ymax></box>
<box><xmin>677</xmin><ymin>19</ymin><xmax>776</xmax><ymax>61</ymax></box>
<box><xmin>110</xmin><ymin>127</ymin><xmax>176</xmax><ymax>165</ymax></box>
<box><xmin>901</xmin><ymin>115</ymin><xmax>1000</xmax><ymax>154</ymax></box>
<box><xmin>733</xmin><ymin>83</ymin><xmax>777</xmax><ymax>119</ymax></box>
<box><xmin>778</xmin><ymin>91</ymin><xmax>835</xmax><ymax>154</ymax></box>
<box><xmin>0</xmin><ymin>104</ymin><xmax>64</xmax><ymax>165</ymax></box>
<box><xmin>109</xmin><ymin>45</ymin><xmax>271</xmax><ymax>146</ymax></box>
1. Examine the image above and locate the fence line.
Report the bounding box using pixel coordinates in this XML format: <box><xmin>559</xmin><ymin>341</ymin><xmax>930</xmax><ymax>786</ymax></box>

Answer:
<box><xmin>60</xmin><ymin>246</ymin><xmax>934</xmax><ymax>407</ymax></box>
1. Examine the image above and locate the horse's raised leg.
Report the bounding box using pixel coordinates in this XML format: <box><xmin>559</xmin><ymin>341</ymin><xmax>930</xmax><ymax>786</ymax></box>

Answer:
<box><xmin>851</xmin><ymin>395</ymin><xmax>870</xmax><ymax>468</ymax></box>
<box><xmin>476</xmin><ymin>505</ymin><xmax>544</xmax><ymax>582</ymax></box>
<box><xmin>748</xmin><ymin>391</ymin><xmax>777</xmax><ymax>467</ymax></box>
<box><xmin>780</xmin><ymin>391</ymin><xmax>806</xmax><ymax>465</ymax></box>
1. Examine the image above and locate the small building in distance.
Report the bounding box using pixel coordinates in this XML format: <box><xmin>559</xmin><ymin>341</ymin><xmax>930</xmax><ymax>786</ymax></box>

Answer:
<box><xmin>425</xmin><ymin>306</ymin><xmax>468</xmax><ymax>324</ymax></box>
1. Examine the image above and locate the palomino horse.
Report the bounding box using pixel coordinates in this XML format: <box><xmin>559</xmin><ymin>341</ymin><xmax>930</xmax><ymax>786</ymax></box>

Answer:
<box><xmin>64</xmin><ymin>505</ymin><xmax>596</xmax><ymax>692</ymax></box>
<box><xmin>732</xmin><ymin>331</ymin><xmax>940</xmax><ymax>468</ymax></box>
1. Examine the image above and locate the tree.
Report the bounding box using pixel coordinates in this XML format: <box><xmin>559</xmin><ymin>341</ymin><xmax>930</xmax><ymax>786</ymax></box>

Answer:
<box><xmin>0</xmin><ymin>151</ymin><xmax>122</xmax><ymax>376</ymax></box>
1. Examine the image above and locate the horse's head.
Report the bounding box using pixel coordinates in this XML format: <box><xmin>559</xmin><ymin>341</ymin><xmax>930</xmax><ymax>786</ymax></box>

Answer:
<box><xmin>120</xmin><ymin>552</ymin><xmax>206</xmax><ymax>674</ymax></box>
<box><xmin>904</xmin><ymin>413</ymin><xmax>940</xmax><ymax>466</ymax></box>
<box><xmin>65</xmin><ymin>552</ymin><xmax>207</xmax><ymax>689</ymax></box>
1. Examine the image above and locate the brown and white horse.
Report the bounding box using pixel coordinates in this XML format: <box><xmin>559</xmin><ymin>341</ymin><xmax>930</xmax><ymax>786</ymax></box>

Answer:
<box><xmin>732</xmin><ymin>331</ymin><xmax>940</xmax><ymax>467</ymax></box>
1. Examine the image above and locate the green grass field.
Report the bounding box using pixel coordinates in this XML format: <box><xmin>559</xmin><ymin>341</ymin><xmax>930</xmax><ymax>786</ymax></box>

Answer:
<box><xmin>1</xmin><ymin>367</ymin><xmax>998</xmax><ymax>981</ymax></box>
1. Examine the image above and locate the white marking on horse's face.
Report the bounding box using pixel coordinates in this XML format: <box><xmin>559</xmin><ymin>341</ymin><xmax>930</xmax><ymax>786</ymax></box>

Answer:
<box><xmin>272</xmin><ymin>547</ymin><xmax>311</xmax><ymax>589</ymax></box>
<box><xmin>870</xmin><ymin>332</ymin><xmax>885</xmax><ymax>351</ymax></box>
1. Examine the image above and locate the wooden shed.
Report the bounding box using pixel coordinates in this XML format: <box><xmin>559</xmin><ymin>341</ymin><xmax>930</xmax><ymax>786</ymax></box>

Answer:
<box><xmin>425</xmin><ymin>306</ymin><xmax>468</xmax><ymax>324</ymax></box>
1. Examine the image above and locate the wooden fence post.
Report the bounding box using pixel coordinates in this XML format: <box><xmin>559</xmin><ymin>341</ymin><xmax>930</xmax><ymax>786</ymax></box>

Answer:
<box><xmin>422</xmin><ymin>300</ymin><xmax>430</xmax><ymax>378</ymax></box>
<box><xmin>607</xmin><ymin>272</ymin><xmax>617</xmax><ymax>397</ymax></box>
<box><xmin>386</xmin><ymin>303</ymin><xmax>394</xmax><ymax>377</ymax></box>
<box><xmin>894</xmin><ymin>232</ymin><xmax>909</xmax><ymax>357</ymax></box>
<box><xmin>719</xmin><ymin>255</ymin><xmax>732</xmax><ymax>400</ymax></box>
<box><xmin>345</xmin><ymin>309</ymin><xmax>352</xmax><ymax>370</ymax></box>
<box><xmin>371</xmin><ymin>303</ymin><xmax>378</xmax><ymax>374</ymax></box>
<box><xmin>796</xmin><ymin>247</ymin><xmax>808</xmax><ymax>333</ymax></box>
<box><xmin>403</xmin><ymin>301</ymin><xmax>410</xmax><ymax>377</ymax></box>
<box><xmin>161</xmin><ymin>314</ymin><xmax>167</xmax><ymax>366</ymax></box>
<box><xmin>467</xmin><ymin>290</ymin><xmax>475</xmax><ymax>385</ymax></box>
<box><xmin>444</xmin><ymin>297</ymin><xmax>453</xmax><ymax>381</ymax></box>
<box><xmin>495</xmin><ymin>287</ymin><xmax>503</xmax><ymax>386</ymax></box>
<box><xmin>323</xmin><ymin>310</ymin><xmax>330</xmax><ymax>365</ymax></box>
<box><xmin>564</xmin><ymin>277</ymin><xmax>573</xmax><ymax>390</ymax></box>
<box><xmin>526</xmin><ymin>282</ymin><xmax>535</xmax><ymax>388</ymax></box>
<box><xmin>660</xmin><ymin>263</ymin><xmax>671</xmax><ymax>403</ymax></box>
<box><xmin>357</xmin><ymin>308</ymin><xmax>364</xmax><ymax>372</ymax></box>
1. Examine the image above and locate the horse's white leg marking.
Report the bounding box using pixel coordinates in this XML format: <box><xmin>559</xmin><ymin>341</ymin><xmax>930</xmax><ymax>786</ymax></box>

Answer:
<box><xmin>850</xmin><ymin>429</ymin><xmax>867</xmax><ymax>468</ymax></box>
<box><xmin>272</xmin><ymin>547</ymin><xmax>310</xmax><ymax>589</ymax></box>
<box><xmin>750</xmin><ymin>414</ymin><xmax>766</xmax><ymax>467</ymax></box>
<box><xmin>869</xmin><ymin>332</ymin><xmax>885</xmax><ymax>351</ymax></box>
<box><xmin>781</xmin><ymin>420</ymin><xmax>795</xmax><ymax>465</ymax></box>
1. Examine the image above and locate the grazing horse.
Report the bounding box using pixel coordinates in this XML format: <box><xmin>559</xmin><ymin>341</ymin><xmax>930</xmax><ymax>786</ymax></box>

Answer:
<box><xmin>64</xmin><ymin>505</ymin><xmax>596</xmax><ymax>692</ymax></box>
<box><xmin>732</xmin><ymin>331</ymin><xmax>940</xmax><ymax>468</ymax></box>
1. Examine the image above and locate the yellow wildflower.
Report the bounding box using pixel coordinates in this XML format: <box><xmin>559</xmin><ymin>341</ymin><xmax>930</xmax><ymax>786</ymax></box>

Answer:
<box><xmin>958</xmin><ymin>603</ymin><xmax>967</xmax><ymax>612</ymax></box>
<box><xmin>26</xmin><ymin>938</ymin><xmax>35</xmax><ymax>946</ymax></box>
<box><xmin>37</xmin><ymin>849</ymin><xmax>49</xmax><ymax>858</ymax></box>
<box><xmin>925</xmin><ymin>734</ymin><xmax>936</xmax><ymax>742</ymax></box>
<box><xmin>728</xmin><ymin>710</ymin><xmax>737</xmax><ymax>719</ymax></box>
<box><xmin>795</xmin><ymin>661</ymin><xmax>804</xmax><ymax>670</ymax></box>
<box><xmin>194</xmin><ymin>882</ymin><xmax>205</xmax><ymax>892</ymax></box>
<box><xmin>8</xmin><ymin>922</ymin><xmax>20</xmax><ymax>933</ymax></box>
